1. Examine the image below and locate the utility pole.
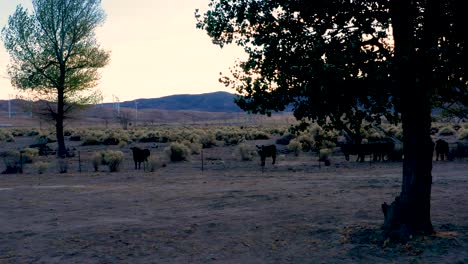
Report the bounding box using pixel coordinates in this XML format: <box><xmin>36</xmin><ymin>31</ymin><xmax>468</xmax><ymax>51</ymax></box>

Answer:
<box><xmin>8</xmin><ymin>94</ymin><xmax>13</xmax><ymax>119</ymax></box>
<box><xmin>135</xmin><ymin>101</ymin><xmax>138</xmax><ymax>122</ymax></box>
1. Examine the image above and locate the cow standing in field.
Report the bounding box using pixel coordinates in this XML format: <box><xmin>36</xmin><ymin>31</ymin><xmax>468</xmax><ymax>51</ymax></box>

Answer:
<box><xmin>256</xmin><ymin>145</ymin><xmax>277</xmax><ymax>167</ymax></box>
<box><xmin>435</xmin><ymin>139</ymin><xmax>449</xmax><ymax>161</ymax></box>
<box><xmin>341</xmin><ymin>140</ymin><xmax>395</xmax><ymax>162</ymax></box>
<box><xmin>130</xmin><ymin>147</ymin><xmax>151</xmax><ymax>170</ymax></box>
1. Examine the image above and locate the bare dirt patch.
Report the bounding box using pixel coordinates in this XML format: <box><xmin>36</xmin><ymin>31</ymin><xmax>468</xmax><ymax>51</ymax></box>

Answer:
<box><xmin>0</xmin><ymin>148</ymin><xmax>467</xmax><ymax>263</ymax></box>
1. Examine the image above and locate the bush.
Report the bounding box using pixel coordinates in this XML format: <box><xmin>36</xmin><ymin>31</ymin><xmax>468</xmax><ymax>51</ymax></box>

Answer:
<box><xmin>146</xmin><ymin>156</ymin><xmax>165</xmax><ymax>172</ymax></box>
<box><xmin>1</xmin><ymin>151</ymin><xmax>22</xmax><ymax>174</ymax></box>
<box><xmin>21</xmin><ymin>148</ymin><xmax>39</xmax><ymax>164</ymax></box>
<box><xmin>200</xmin><ymin>132</ymin><xmax>217</xmax><ymax>148</ymax></box>
<box><xmin>288</xmin><ymin>139</ymin><xmax>302</xmax><ymax>156</ymax></box>
<box><xmin>276</xmin><ymin>133</ymin><xmax>295</xmax><ymax>145</ymax></box>
<box><xmin>34</xmin><ymin>161</ymin><xmax>49</xmax><ymax>174</ymax></box>
<box><xmin>165</xmin><ymin>142</ymin><xmax>191</xmax><ymax>162</ymax></box>
<box><xmin>69</xmin><ymin>135</ymin><xmax>81</xmax><ymax>141</ymax></box>
<box><xmin>438</xmin><ymin>126</ymin><xmax>456</xmax><ymax>136</ymax></box>
<box><xmin>103</xmin><ymin>150</ymin><xmax>124</xmax><ymax>172</ymax></box>
<box><xmin>26</xmin><ymin>129</ymin><xmax>40</xmax><ymax>136</ymax></box>
<box><xmin>82</xmin><ymin>136</ymin><xmax>100</xmax><ymax>146</ymax></box>
<box><xmin>182</xmin><ymin>140</ymin><xmax>202</xmax><ymax>155</ymax></box>
<box><xmin>91</xmin><ymin>151</ymin><xmax>104</xmax><ymax>172</ymax></box>
<box><xmin>319</xmin><ymin>148</ymin><xmax>332</xmax><ymax>159</ymax></box>
<box><xmin>236</xmin><ymin>143</ymin><xmax>257</xmax><ymax>161</ymax></box>
<box><xmin>458</xmin><ymin>129</ymin><xmax>468</xmax><ymax>141</ymax></box>
<box><xmin>0</xmin><ymin>130</ymin><xmax>15</xmax><ymax>142</ymax></box>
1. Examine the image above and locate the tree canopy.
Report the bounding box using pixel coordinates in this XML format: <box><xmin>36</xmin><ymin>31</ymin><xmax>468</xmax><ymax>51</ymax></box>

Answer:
<box><xmin>197</xmin><ymin>0</ymin><xmax>467</xmax><ymax>235</ymax></box>
<box><xmin>2</xmin><ymin>0</ymin><xmax>110</xmax><ymax>157</ymax></box>
<box><xmin>196</xmin><ymin>0</ymin><xmax>467</xmax><ymax>131</ymax></box>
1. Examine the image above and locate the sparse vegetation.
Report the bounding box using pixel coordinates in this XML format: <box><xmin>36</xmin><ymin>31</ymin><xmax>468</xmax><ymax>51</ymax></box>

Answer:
<box><xmin>236</xmin><ymin>143</ymin><xmax>257</xmax><ymax>161</ymax></box>
<box><xmin>165</xmin><ymin>142</ymin><xmax>191</xmax><ymax>162</ymax></box>
<box><xmin>103</xmin><ymin>150</ymin><xmax>124</xmax><ymax>172</ymax></box>
<box><xmin>34</xmin><ymin>161</ymin><xmax>49</xmax><ymax>174</ymax></box>
<box><xmin>438</xmin><ymin>126</ymin><xmax>456</xmax><ymax>136</ymax></box>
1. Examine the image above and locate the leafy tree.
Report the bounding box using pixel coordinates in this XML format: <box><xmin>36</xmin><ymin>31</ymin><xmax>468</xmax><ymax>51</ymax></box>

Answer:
<box><xmin>2</xmin><ymin>0</ymin><xmax>110</xmax><ymax>157</ymax></box>
<box><xmin>197</xmin><ymin>0</ymin><xmax>467</xmax><ymax>235</ymax></box>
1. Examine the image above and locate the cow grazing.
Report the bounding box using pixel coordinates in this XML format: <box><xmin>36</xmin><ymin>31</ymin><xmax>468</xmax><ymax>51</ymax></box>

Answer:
<box><xmin>435</xmin><ymin>139</ymin><xmax>449</xmax><ymax>161</ymax></box>
<box><xmin>341</xmin><ymin>140</ymin><xmax>395</xmax><ymax>162</ymax></box>
<box><xmin>256</xmin><ymin>145</ymin><xmax>277</xmax><ymax>167</ymax></box>
<box><xmin>130</xmin><ymin>147</ymin><xmax>151</xmax><ymax>170</ymax></box>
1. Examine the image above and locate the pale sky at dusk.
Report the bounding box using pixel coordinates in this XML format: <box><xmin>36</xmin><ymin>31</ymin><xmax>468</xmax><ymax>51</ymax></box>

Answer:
<box><xmin>0</xmin><ymin>0</ymin><xmax>247</xmax><ymax>102</ymax></box>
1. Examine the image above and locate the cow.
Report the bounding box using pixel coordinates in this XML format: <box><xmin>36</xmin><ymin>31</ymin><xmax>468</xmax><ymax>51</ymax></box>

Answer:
<box><xmin>340</xmin><ymin>143</ymin><xmax>366</xmax><ymax>162</ymax></box>
<box><xmin>130</xmin><ymin>147</ymin><xmax>151</xmax><ymax>170</ymax></box>
<box><xmin>434</xmin><ymin>139</ymin><xmax>449</xmax><ymax>161</ymax></box>
<box><xmin>256</xmin><ymin>145</ymin><xmax>277</xmax><ymax>167</ymax></box>
<box><xmin>341</xmin><ymin>140</ymin><xmax>395</xmax><ymax>162</ymax></box>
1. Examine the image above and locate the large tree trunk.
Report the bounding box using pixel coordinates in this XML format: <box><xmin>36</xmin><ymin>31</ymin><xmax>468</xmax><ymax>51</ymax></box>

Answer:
<box><xmin>56</xmin><ymin>88</ymin><xmax>67</xmax><ymax>158</ymax></box>
<box><xmin>382</xmin><ymin>0</ymin><xmax>434</xmax><ymax>236</ymax></box>
<box><xmin>56</xmin><ymin>64</ymin><xmax>67</xmax><ymax>158</ymax></box>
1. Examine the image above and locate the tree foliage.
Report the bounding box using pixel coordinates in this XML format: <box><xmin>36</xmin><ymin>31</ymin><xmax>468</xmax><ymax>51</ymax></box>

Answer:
<box><xmin>2</xmin><ymin>0</ymin><xmax>110</xmax><ymax>157</ymax></box>
<box><xmin>197</xmin><ymin>0</ymin><xmax>467</xmax><ymax>235</ymax></box>
<box><xmin>196</xmin><ymin>0</ymin><xmax>467</xmax><ymax>132</ymax></box>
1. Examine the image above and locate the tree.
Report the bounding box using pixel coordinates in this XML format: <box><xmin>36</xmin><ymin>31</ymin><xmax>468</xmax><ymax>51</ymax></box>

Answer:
<box><xmin>2</xmin><ymin>0</ymin><xmax>110</xmax><ymax>157</ymax></box>
<box><xmin>197</xmin><ymin>0</ymin><xmax>467</xmax><ymax>235</ymax></box>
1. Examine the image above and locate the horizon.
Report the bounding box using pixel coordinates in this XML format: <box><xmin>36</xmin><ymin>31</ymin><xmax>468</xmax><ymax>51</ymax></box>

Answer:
<box><xmin>0</xmin><ymin>0</ymin><xmax>247</xmax><ymax>102</ymax></box>
<box><xmin>0</xmin><ymin>90</ymin><xmax>238</xmax><ymax>104</ymax></box>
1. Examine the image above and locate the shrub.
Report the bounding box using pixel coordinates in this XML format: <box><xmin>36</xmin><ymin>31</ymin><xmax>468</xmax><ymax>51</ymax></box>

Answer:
<box><xmin>0</xmin><ymin>130</ymin><xmax>15</xmax><ymax>142</ymax></box>
<box><xmin>21</xmin><ymin>148</ymin><xmax>39</xmax><ymax>164</ymax></box>
<box><xmin>200</xmin><ymin>132</ymin><xmax>217</xmax><ymax>148</ymax></box>
<box><xmin>69</xmin><ymin>135</ymin><xmax>81</xmax><ymax>141</ymax></box>
<box><xmin>91</xmin><ymin>151</ymin><xmax>104</xmax><ymax>172</ymax></box>
<box><xmin>251</xmin><ymin>131</ymin><xmax>270</xmax><ymax>140</ymax></box>
<box><xmin>146</xmin><ymin>156</ymin><xmax>165</xmax><ymax>172</ymax></box>
<box><xmin>34</xmin><ymin>161</ymin><xmax>49</xmax><ymax>174</ymax></box>
<box><xmin>165</xmin><ymin>142</ymin><xmax>191</xmax><ymax>162</ymax></box>
<box><xmin>103</xmin><ymin>150</ymin><xmax>124</xmax><ymax>172</ymax></box>
<box><xmin>0</xmin><ymin>151</ymin><xmax>22</xmax><ymax>174</ymax></box>
<box><xmin>236</xmin><ymin>143</ymin><xmax>257</xmax><ymax>161</ymax></box>
<box><xmin>276</xmin><ymin>133</ymin><xmax>295</xmax><ymax>145</ymax></box>
<box><xmin>26</xmin><ymin>129</ymin><xmax>40</xmax><ymax>136</ymax></box>
<box><xmin>288</xmin><ymin>139</ymin><xmax>302</xmax><ymax>156</ymax></box>
<box><xmin>438</xmin><ymin>126</ymin><xmax>456</xmax><ymax>136</ymax></box>
<box><xmin>182</xmin><ymin>140</ymin><xmax>202</xmax><ymax>155</ymax></box>
<box><xmin>295</xmin><ymin>134</ymin><xmax>315</xmax><ymax>152</ymax></box>
<box><xmin>319</xmin><ymin>148</ymin><xmax>332</xmax><ymax>159</ymax></box>
<box><xmin>458</xmin><ymin>129</ymin><xmax>468</xmax><ymax>141</ymax></box>
<box><xmin>82</xmin><ymin>136</ymin><xmax>100</xmax><ymax>146</ymax></box>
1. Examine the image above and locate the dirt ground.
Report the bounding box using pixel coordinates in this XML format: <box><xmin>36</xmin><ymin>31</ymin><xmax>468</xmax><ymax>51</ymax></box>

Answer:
<box><xmin>0</xmin><ymin>142</ymin><xmax>467</xmax><ymax>264</ymax></box>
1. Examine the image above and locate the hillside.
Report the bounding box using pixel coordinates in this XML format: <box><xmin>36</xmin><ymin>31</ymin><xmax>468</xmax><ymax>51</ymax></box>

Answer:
<box><xmin>110</xmin><ymin>91</ymin><xmax>243</xmax><ymax>112</ymax></box>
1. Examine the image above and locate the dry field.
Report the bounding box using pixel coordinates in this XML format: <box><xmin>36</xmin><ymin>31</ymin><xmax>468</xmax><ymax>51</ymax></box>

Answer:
<box><xmin>0</xmin><ymin>136</ymin><xmax>467</xmax><ymax>263</ymax></box>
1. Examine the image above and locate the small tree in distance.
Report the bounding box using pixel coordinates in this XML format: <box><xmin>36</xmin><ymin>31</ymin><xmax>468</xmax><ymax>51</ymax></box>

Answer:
<box><xmin>2</xmin><ymin>0</ymin><xmax>110</xmax><ymax>157</ymax></box>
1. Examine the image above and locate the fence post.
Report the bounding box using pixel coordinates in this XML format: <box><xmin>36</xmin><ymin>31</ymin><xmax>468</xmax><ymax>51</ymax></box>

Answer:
<box><xmin>19</xmin><ymin>152</ymin><xmax>23</xmax><ymax>174</ymax></box>
<box><xmin>201</xmin><ymin>149</ymin><xmax>204</xmax><ymax>173</ymax></box>
<box><xmin>78</xmin><ymin>151</ymin><xmax>81</xmax><ymax>173</ymax></box>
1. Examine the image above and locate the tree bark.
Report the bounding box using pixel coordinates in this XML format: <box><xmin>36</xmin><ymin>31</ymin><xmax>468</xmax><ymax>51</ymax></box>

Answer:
<box><xmin>56</xmin><ymin>64</ymin><xmax>67</xmax><ymax>158</ymax></box>
<box><xmin>382</xmin><ymin>0</ymin><xmax>434</xmax><ymax>236</ymax></box>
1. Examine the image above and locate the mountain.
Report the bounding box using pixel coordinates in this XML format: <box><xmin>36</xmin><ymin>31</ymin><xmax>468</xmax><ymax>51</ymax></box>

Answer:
<box><xmin>110</xmin><ymin>91</ymin><xmax>243</xmax><ymax>113</ymax></box>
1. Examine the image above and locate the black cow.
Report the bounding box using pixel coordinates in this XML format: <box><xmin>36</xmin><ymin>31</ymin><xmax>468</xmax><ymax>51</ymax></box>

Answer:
<box><xmin>130</xmin><ymin>147</ymin><xmax>151</xmax><ymax>170</ymax></box>
<box><xmin>434</xmin><ymin>139</ymin><xmax>449</xmax><ymax>161</ymax></box>
<box><xmin>341</xmin><ymin>141</ymin><xmax>395</xmax><ymax>162</ymax></box>
<box><xmin>340</xmin><ymin>143</ymin><xmax>366</xmax><ymax>162</ymax></box>
<box><xmin>256</xmin><ymin>145</ymin><xmax>277</xmax><ymax>166</ymax></box>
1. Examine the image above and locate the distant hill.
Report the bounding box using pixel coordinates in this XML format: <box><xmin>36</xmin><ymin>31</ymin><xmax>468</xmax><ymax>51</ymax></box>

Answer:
<box><xmin>109</xmin><ymin>91</ymin><xmax>243</xmax><ymax>113</ymax></box>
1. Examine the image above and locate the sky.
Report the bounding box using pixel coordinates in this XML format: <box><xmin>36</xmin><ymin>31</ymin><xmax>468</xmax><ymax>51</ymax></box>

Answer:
<box><xmin>0</xmin><ymin>0</ymin><xmax>247</xmax><ymax>102</ymax></box>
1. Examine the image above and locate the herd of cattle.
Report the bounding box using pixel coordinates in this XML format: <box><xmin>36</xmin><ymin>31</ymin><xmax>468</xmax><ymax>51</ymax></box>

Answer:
<box><xmin>129</xmin><ymin>138</ymin><xmax>458</xmax><ymax>170</ymax></box>
<box><xmin>256</xmin><ymin>138</ymin><xmax>457</xmax><ymax>167</ymax></box>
